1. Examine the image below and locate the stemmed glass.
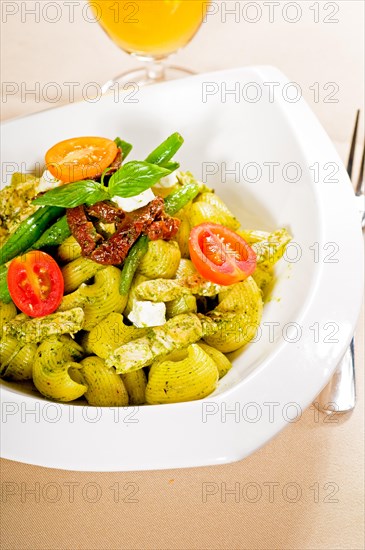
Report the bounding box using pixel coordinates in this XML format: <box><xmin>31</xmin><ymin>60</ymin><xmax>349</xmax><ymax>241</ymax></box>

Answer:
<box><xmin>90</xmin><ymin>0</ymin><xmax>210</xmax><ymax>88</ymax></box>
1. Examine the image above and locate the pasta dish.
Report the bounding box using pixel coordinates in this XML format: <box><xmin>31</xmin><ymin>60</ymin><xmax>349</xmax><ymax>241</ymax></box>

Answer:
<box><xmin>0</xmin><ymin>134</ymin><xmax>291</xmax><ymax>406</ymax></box>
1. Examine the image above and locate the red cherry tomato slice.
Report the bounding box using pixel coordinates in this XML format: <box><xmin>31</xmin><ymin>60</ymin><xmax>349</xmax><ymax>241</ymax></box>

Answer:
<box><xmin>7</xmin><ymin>251</ymin><xmax>64</xmax><ymax>318</ymax></box>
<box><xmin>189</xmin><ymin>223</ymin><xmax>257</xmax><ymax>286</ymax></box>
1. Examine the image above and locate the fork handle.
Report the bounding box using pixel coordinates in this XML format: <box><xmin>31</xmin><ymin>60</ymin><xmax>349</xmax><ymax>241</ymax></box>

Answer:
<box><xmin>316</xmin><ymin>339</ymin><xmax>356</xmax><ymax>414</ymax></box>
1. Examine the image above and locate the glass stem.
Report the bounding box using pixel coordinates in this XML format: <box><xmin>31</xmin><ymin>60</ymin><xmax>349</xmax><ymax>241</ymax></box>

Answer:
<box><xmin>145</xmin><ymin>59</ymin><xmax>166</xmax><ymax>82</ymax></box>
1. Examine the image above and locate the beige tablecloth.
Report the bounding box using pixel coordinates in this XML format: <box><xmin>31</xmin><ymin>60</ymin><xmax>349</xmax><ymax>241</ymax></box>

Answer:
<box><xmin>1</xmin><ymin>2</ymin><xmax>364</xmax><ymax>549</ymax></box>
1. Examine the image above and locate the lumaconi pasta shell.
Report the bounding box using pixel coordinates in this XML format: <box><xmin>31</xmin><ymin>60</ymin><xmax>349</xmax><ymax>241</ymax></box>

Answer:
<box><xmin>0</xmin><ymin>335</ymin><xmax>20</xmax><ymax>375</ymax></box>
<box><xmin>75</xmin><ymin>356</ymin><xmax>129</xmax><ymax>407</ymax></box>
<box><xmin>4</xmin><ymin>343</ymin><xmax>37</xmax><ymax>380</ymax></box>
<box><xmin>163</xmin><ymin>349</ymin><xmax>189</xmax><ymax>362</ymax></box>
<box><xmin>57</xmin><ymin>290</ymin><xmax>85</xmax><ymax>312</ymax></box>
<box><xmin>85</xmin><ymin>312</ymin><xmax>148</xmax><ymax>359</ymax></box>
<box><xmin>146</xmin><ymin>344</ymin><xmax>219</xmax><ymax>404</ymax></box>
<box><xmin>237</xmin><ymin>228</ymin><xmax>291</xmax><ymax>267</ymax></box>
<box><xmin>236</xmin><ymin>229</ymin><xmax>271</xmax><ymax>244</ymax></box>
<box><xmin>79</xmin><ymin>331</ymin><xmax>95</xmax><ymax>356</ymax></box>
<box><xmin>62</xmin><ymin>257</ymin><xmax>105</xmax><ymax>294</ymax></box>
<box><xmin>57</xmin><ymin>236</ymin><xmax>82</xmax><ymax>262</ymax></box>
<box><xmin>188</xmin><ymin>200</ymin><xmax>239</xmax><ymax>230</ymax></box>
<box><xmin>195</xmin><ymin>193</ymin><xmax>240</xmax><ymax>230</ymax></box>
<box><xmin>138</xmin><ymin>240</ymin><xmax>181</xmax><ymax>279</ymax></box>
<box><xmin>124</xmin><ymin>273</ymin><xmax>148</xmax><ymax>318</ymax></box>
<box><xmin>152</xmin><ymin>183</ymin><xmax>180</xmax><ymax>199</ymax></box>
<box><xmin>174</xmin><ymin>213</ymin><xmax>190</xmax><ymax>258</ymax></box>
<box><xmin>166</xmin><ymin>294</ymin><xmax>197</xmax><ymax>318</ymax></box>
<box><xmin>59</xmin><ymin>267</ymin><xmax>128</xmax><ymax>331</ymax></box>
<box><xmin>252</xmin><ymin>265</ymin><xmax>274</xmax><ymax>299</ymax></box>
<box><xmin>58</xmin><ymin>334</ymin><xmax>86</xmax><ymax>357</ymax></box>
<box><xmin>121</xmin><ymin>369</ymin><xmax>147</xmax><ymax>405</ymax></box>
<box><xmin>203</xmin><ymin>277</ymin><xmax>263</xmax><ymax>353</ymax></box>
<box><xmin>0</xmin><ymin>300</ymin><xmax>17</xmax><ymax>334</ymax></box>
<box><xmin>33</xmin><ymin>338</ymin><xmax>86</xmax><ymax>402</ymax></box>
<box><xmin>197</xmin><ymin>342</ymin><xmax>232</xmax><ymax>379</ymax></box>
<box><xmin>174</xmin><ymin>259</ymin><xmax>196</xmax><ymax>280</ymax></box>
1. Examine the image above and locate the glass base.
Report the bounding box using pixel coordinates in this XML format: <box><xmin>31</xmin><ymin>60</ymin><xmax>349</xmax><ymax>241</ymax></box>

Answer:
<box><xmin>102</xmin><ymin>65</ymin><xmax>195</xmax><ymax>93</ymax></box>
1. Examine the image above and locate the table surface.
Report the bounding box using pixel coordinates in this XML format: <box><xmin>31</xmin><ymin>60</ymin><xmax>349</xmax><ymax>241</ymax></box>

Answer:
<box><xmin>1</xmin><ymin>2</ymin><xmax>364</xmax><ymax>549</ymax></box>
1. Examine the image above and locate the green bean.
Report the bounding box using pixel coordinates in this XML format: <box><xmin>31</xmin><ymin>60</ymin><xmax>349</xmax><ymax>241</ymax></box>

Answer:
<box><xmin>164</xmin><ymin>181</ymin><xmax>200</xmax><ymax>215</ymax></box>
<box><xmin>0</xmin><ymin>206</ymin><xmax>64</xmax><ymax>265</ymax></box>
<box><xmin>0</xmin><ymin>265</ymin><xmax>11</xmax><ymax>304</ymax></box>
<box><xmin>31</xmin><ymin>215</ymin><xmax>71</xmax><ymax>250</ymax></box>
<box><xmin>114</xmin><ymin>137</ymin><xmax>132</xmax><ymax>160</ymax></box>
<box><xmin>145</xmin><ymin>133</ymin><xmax>184</xmax><ymax>167</ymax></box>
<box><xmin>163</xmin><ymin>161</ymin><xmax>180</xmax><ymax>172</ymax></box>
<box><xmin>119</xmin><ymin>236</ymin><xmax>149</xmax><ymax>295</ymax></box>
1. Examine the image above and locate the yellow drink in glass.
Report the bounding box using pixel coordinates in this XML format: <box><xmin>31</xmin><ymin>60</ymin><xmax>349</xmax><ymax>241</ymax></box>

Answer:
<box><xmin>92</xmin><ymin>0</ymin><xmax>209</xmax><ymax>58</ymax></box>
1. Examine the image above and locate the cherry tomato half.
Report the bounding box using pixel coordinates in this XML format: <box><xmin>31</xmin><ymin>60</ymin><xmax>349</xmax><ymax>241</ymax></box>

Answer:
<box><xmin>45</xmin><ymin>136</ymin><xmax>118</xmax><ymax>183</ymax></box>
<box><xmin>7</xmin><ymin>251</ymin><xmax>64</xmax><ymax>318</ymax></box>
<box><xmin>189</xmin><ymin>223</ymin><xmax>257</xmax><ymax>286</ymax></box>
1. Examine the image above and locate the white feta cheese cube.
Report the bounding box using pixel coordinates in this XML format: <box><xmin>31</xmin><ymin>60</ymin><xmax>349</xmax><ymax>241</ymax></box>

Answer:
<box><xmin>128</xmin><ymin>300</ymin><xmax>166</xmax><ymax>328</ymax></box>
<box><xmin>37</xmin><ymin>170</ymin><xmax>62</xmax><ymax>193</ymax></box>
<box><xmin>154</xmin><ymin>173</ymin><xmax>178</xmax><ymax>189</ymax></box>
<box><xmin>112</xmin><ymin>188</ymin><xmax>155</xmax><ymax>212</ymax></box>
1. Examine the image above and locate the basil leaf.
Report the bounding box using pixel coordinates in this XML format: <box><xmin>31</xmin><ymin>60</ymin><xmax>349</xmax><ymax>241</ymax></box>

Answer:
<box><xmin>33</xmin><ymin>180</ymin><xmax>109</xmax><ymax>208</ymax></box>
<box><xmin>84</xmin><ymin>187</ymin><xmax>110</xmax><ymax>206</ymax></box>
<box><xmin>109</xmin><ymin>161</ymin><xmax>171</xmax><ymax>198</ymax></box>
<box><xmin>145</xmin><ymin>133</ymin><xmax>184</xmax><ymax>166</ymax></box>
<box><xmin>114</xmin><ymin>137</ymin><xmax>133</xmax><ymax>160</ymax></box>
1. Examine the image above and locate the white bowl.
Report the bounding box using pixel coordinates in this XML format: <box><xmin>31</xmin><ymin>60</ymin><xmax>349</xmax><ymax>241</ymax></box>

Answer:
<box><xmin>0</xmin><ymin>66</ymin><xmax>363</xmax><ymax>471</ymax></box>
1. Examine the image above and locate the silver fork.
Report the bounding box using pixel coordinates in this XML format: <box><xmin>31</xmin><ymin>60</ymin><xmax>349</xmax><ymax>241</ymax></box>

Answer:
<box><xmin>316</xmin><ymin>110</ymin><xmax>365</xmax><ymax>415</ymax></box>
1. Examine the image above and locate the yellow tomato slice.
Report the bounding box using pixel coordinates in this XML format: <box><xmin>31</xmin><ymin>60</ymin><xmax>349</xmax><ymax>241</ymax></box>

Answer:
<box><xmin>45</xmin><ymin>136</ymin><xmax>118</xmax><ymax>183</ymax></box>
